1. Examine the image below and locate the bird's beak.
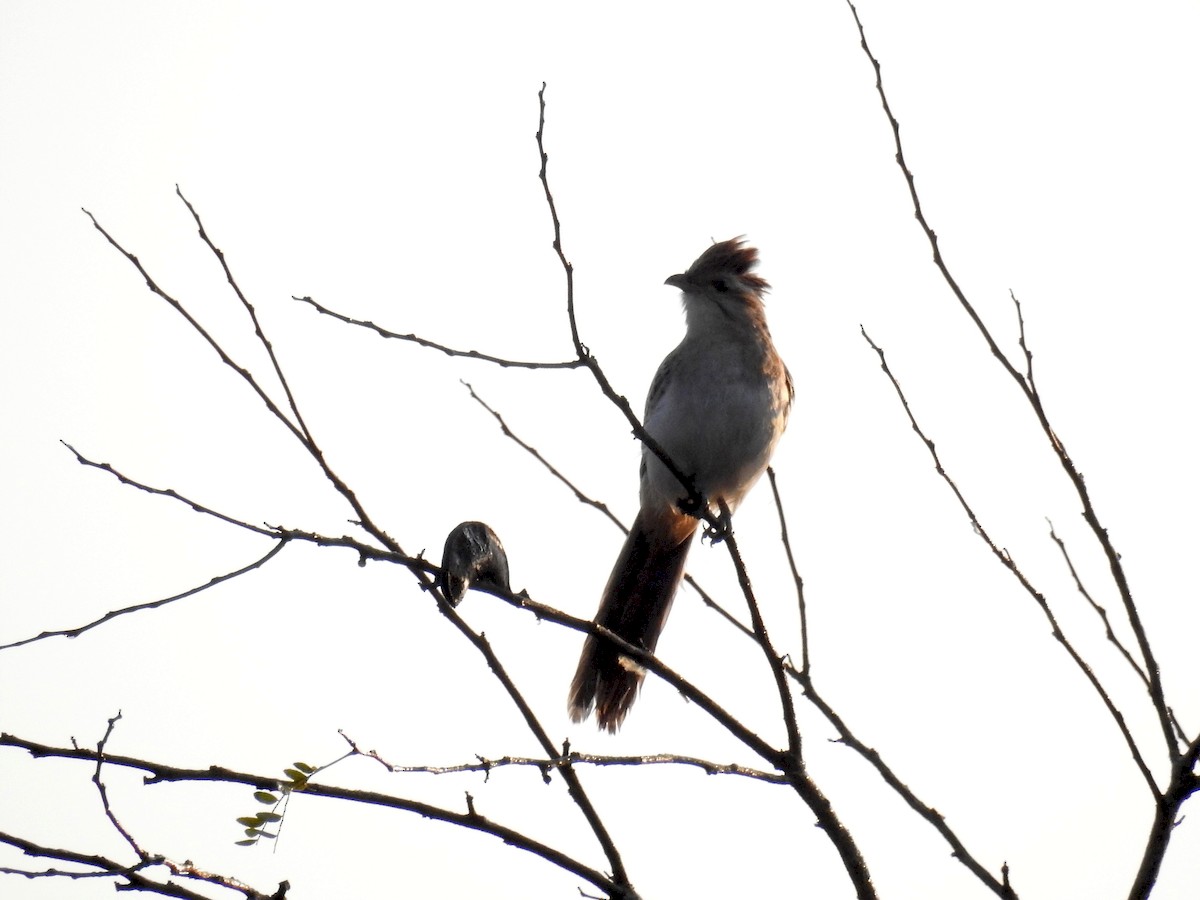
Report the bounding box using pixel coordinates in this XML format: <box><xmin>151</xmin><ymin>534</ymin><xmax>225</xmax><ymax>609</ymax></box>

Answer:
<box><xmin>664</xmin><ymin>273</ymin><xmax>688</xmax><ymax>290</ymax></box>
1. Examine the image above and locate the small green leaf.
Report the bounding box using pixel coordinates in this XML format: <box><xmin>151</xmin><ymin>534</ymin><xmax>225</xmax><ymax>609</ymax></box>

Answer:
<box><xmin>257</xmin><ymin>811</ymin><xmax>283</xmax><ymax>822</ymax></box>
<box><xmin>235</xmin><ymin>839</ymin><xmax>258</xmax><ymax>847</ymax></box>
<box><xmin>258</xmin><ymin>830</ymin><xmax>278</xmax><ymax>840</ymax></box>
<box><xmin>244</xmin><ymin>828</ymin><xmax>261</xmax><ymax>838</ymax></box>
<box><xmin>283</xmin><ymin>768</ymin><xmax>307</xmax><ymax>783</ymax></box>
<box><xmin>293</xmin><ymin>761</ymin><xmax>316</xmax><ymax>774</ymax></box>
<box><xmin>253</xmin><ymin>791</ymin><xmax>279</xmax><ymax>805</ymax></box>
<box><xmin>237</xmin><ymin>816</ymin><xmax>261</xmax><ymax>827</ymax></box>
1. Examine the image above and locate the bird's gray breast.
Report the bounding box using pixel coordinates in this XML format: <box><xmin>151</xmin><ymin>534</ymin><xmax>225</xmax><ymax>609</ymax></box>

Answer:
<box><xmin>640</xmin><ymin>338</ymin><xmax>781</xmax><ymax>510</ymax></box>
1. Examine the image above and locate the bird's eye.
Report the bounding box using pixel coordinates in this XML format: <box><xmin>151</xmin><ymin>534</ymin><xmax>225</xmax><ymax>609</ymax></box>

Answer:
<box><xmin>710</xmin><ymin>279</ymin><xmax>729</xmax><ymax>293</ymax></box>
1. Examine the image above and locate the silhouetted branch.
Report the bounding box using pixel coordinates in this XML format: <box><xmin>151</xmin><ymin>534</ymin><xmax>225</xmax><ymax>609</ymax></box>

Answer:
<box><xmin>177</xmin><ymin>185</ymin><xmax>315</xmax><ymax>445</ymax></box>
<box><xmin>1129</xmin><ymin>736</ymin><xmax>1200</xmax><ymax>900</ymax></box>
<box><xmin>60</xmin><ymin>441</ymin><xmax>280</xmax><ymax>537</ymax></box>
<box><xmin>0</xmin><ymin>732</ymin><xmax>618</xmax><ymax>899</ymax></box>
<box><xmin>860</xmin><ymin>326</ymin><xmax>1156</xmax><ymax>795</ymax></box>
<box><xmin>1046</xmin><ymin>520</ymin><xmax>1150</xmax><ymax>692</ymax></box>
<box><xmin>844</xmin><ymin>0</ymin><xmax>1171</xmax><ymax>760</ymax></box>
<box><xmin>430</xmin><ymin>596</ymin><xmax>634</xmax><ymax>891</ymax></box>
<box><xmin>460</xmin><ymin>379</ymin><xmax>755</xmax><ymax>638</ymax></box>
<box><xmin>536</xmin><ymin>83</ymin><xmax>581</xmax><ymax>354</ymax></box>
<box><xmin>805</xmin><ymin>677</ymin><xmax>1020</xmax><ymax>899</ymax></box>
<box><xmin>0</xmin><ymin>718</ymin><xmax>289</xmax><ymax>899</ymax></box>
<box><xmin>338</xmin><ymin>731</ymin><xmax>787</xmax><ymax>784</ymax></box>
<box><xmin>79</xmin><ymin>193</ymin><xmax>640</xmax><ymax>888</ymax></box>
<box><xmin>768</xmin><ymin>466</ymin><xmax>1014</xmax><ymax>895</ymax></box>
<box><xmin>533</xmin><ymin>88</ymin><xmax>704</xmax><ymax>520</ymax></box>
<box><xmin>0</xmin><ymin>829</ymin><xmax>288</xmax><ymax>900</ymax></box>
<box><xmin>767</xmin><ymin>467</ymin><xmax>810</xmax><ymax>676</ymax></box>
<box><xmin>81</xmin><ymin>202</ymin><xmax>403</xmax><ymax>555</ymax></box>
<box><xmin>292</xmin><ymin>295</ymin><xmax>582</xmax><ymax>370</ymax></box>
<box><xmin>0</xmin><ymin>541</ymin><xmax>287</xmax><ymax>652</ymax></box>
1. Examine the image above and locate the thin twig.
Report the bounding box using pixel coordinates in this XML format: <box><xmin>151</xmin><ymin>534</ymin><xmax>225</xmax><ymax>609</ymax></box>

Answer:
<box><xmin>1046</xmin><ymin>520</ymin><xmax>1149</xmax><ymax>690</ymax></box>
<box><xmin>1010</xmin><ymin>291</ymin><xmax>1037</xmax><ymax>388</ymax></box>
<box><xmin>462</xmin><ymin>380</ymin><xmax>623</xmax><ymax>529</ymax></box>
<box><xmin>804</xmin><ymin>678</ymin><xmax>1019</xmax><ymax>899</ymax></box>
<box><xmin>92</xmin><ymin>712</ymin><xmax>142</xmax><ymax>856</ymax></box>
<box><xmin>767</xmin><ymin>468</ymin><xmax>810</xmax><ymax>676</ymax></box>
<box><xmin>64</xmin><ymin>439</ymin><xmax>423</xmax><ymax>571</ymax></box>
<box><xmin>536</xmin><ymin>84</ymin><xmax>581</xmax><ymax>354</ymax></box>
<box><xmin>177</xmin><ymin>186</ymin><xmax>314</xmax><ymax>444</ymax></box>
<box><xmin>338</xmin><ymin>732</ymin><xmax>787</xmax><ymax>784</ymax></box>
<box><xmin>293</xmin><ymin>295</ymin><xmax>582</xmax><ymax>370</ymax></box>
<box><xmin>0</xmin><ymin>542</ymin><xmax>288</xmax><ymax>652</ymax></box>
<box><xmin>0</xmin><ymin>829</ymin><xmax>287</xmax><ymax>900</ymax></box>
<box><xmin>60</xmin><ymin>441</ymin><xmax>278</xmax><ymax>537</ymax></box>
<box><xmin>460</xmin><ymin>379</ymin><xmax>754</xmax><ymax>636</ymax></box>
<box><xmin>717</xmin><ymin>510</ymin><xmax>801</xmax><ymax>758</ymax></box>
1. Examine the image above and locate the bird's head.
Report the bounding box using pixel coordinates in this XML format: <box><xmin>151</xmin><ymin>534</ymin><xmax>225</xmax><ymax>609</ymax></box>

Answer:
<box><xmin>665</xmin><ymin>237</ymin><xmax>770</xmax><ymax>326</ymax></box>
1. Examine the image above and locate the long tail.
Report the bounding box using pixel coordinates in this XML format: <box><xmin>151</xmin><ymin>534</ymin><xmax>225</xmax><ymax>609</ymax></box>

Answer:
<box><xmin>568</xmin><ymin>507</ymin><xmax>696</xmax><ymax>732</ymax></box>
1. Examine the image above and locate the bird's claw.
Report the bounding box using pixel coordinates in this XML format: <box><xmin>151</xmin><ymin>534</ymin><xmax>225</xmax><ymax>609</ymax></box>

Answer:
<box><xmin>702</xmin><ymin>507</ymin><xmax>733</xmax><ymax>544</ymax></box>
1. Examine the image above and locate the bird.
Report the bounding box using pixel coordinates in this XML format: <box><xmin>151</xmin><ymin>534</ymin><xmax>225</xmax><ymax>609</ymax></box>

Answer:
<box><xmin>568</xmin><ymin>238</ymin><xmax>793</xmax><ymax>731</ymax></box>
<box><xmin>437</xmin><ymin>521</ymin><xmax>511</xmax><ymax>607</ymax></box>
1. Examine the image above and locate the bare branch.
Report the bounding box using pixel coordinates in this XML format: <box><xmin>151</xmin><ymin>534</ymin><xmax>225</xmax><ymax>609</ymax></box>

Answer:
<box><xmin>60</xmin><ymin>440</ymin><xmax>280</xmax><ymax>537</ymax></box>
<box><xmin>1046</xmin><ymin>520</ymin><xmax>1150</xmax><ymax>691</ymax></box>
<box><xmin>176</xmin><ymin>185</ymin><xmax>315</xmax><ymax>444</ymax></box>
<box><xmin>1128</xmin><ymin>736</ymin><xmax>1200</xmax><ymax>900</ymax></box>
<box><xmin>712</xmin><ymin>515</ymin><xmax>877</xmax><ymax>898</ymax></box>
<box><xmin>62</xmin><ymin>421</ymin><xmax>631</xmax><ymax>885</ymax></box>
<box><xmin>860</xmin><ymin>326</ymin><xmax>1157</xmax><ymax>796</ymax></box>
<box><xmin>462</xmin><ymin>379</ymin><xmax>623</xmax><ymax>528</ymax></box>
<box><xmin>64</xmin><ymin>439</ymin><xmax>430</xmax><ymax>574</ymax></box>
<box><xmin>0</xmin><ymin>542</ymin><xmax>287</xmax><ymax>652</ymax></box>
<box><xmin>462</xmin><ymin>379</ymin><xmax>755</xmax><ymax>638</ymax></box>
<box><xmin>82</xmin><ymin>202</ymin><xmax>403</xmax><ymax>555</ymax></box>
<box><xmin>431</xmin><ymin>599</ymin><xmax>632</xmax><ymax>890</ymax></box>
<box><xmin>0</xmin><ymin>722</ymin><xmax>289</xmax><ymax>899</ymax></box>
<box><xmin>0</xmin><ymin>829</ymin><xmax>288</xmax><ymax>899</ymax></box>
<box><xmin>0</xmin><ymin>732</ymin><xmax>620</xmax><ymax>899</ymax></box>
<box><xmin>533</xmin><ymin>87</ymin><xmax>704</xmax><ymax>519</ymax></box>
<box><xmin>767</xmin><ymin>467</ymin><xmax>810</xmax><ymax>676</ymax></box>
<box><xmin>803</xmin><ymin>678</ymin><xmax>1019</xmax><ymax>899</ymax></box>
<box><xmin>844</xmin><ymin>0</ymin><xmax>1171</xmax><ymax>759</ymax></box>
<box><xmin>770</xmin><ymin>470</ymin><xmax>1011</xmax><ymax>894</ymax></box>
<box><xmin>536</xmin><ymin>84</ymin><xmax>582</xmax><ymax>355</ymax></box>
<box><xmin>293</xmin><ymin>295</ymin><xmax>582</xmax><ymax>369</ymax></box>
<box><xmin>338</xmin><ymin>731</ymin><xmax>787</xmax><ymax>784</ymax></box>
<box><xmin>715</xmin><ymin>511</ymin><xmax>801</xmax><ymax>758</ymax></box>
<box><xmin>81</xmin><ymin>207</ymin><xmax>308</xmax><ymax>447</ymax></box>
<box><xmin>91</xmin><ymin>712</ymin><xmax>143</xmax><ymax>856</ymax></box>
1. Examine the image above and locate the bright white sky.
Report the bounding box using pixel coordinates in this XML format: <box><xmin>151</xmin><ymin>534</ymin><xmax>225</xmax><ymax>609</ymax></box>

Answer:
<box><xmin>2</xmin><ymin>1</ymin><xmax>1198</xmax><ymax>898</ymax></box>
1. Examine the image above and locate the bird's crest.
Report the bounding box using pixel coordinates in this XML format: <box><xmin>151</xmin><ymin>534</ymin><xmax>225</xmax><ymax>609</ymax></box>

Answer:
<box><xmin>688</xmin><ymin>237</ymin><xmax>770</xmax><ymax>292</ymax></box>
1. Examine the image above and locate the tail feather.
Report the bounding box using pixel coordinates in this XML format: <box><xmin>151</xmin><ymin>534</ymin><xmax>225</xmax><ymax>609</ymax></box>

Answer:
<box><xmin>569</xmin><ymin>508</ymin><xmax>695</xmax><ymax>731</ymax></box>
